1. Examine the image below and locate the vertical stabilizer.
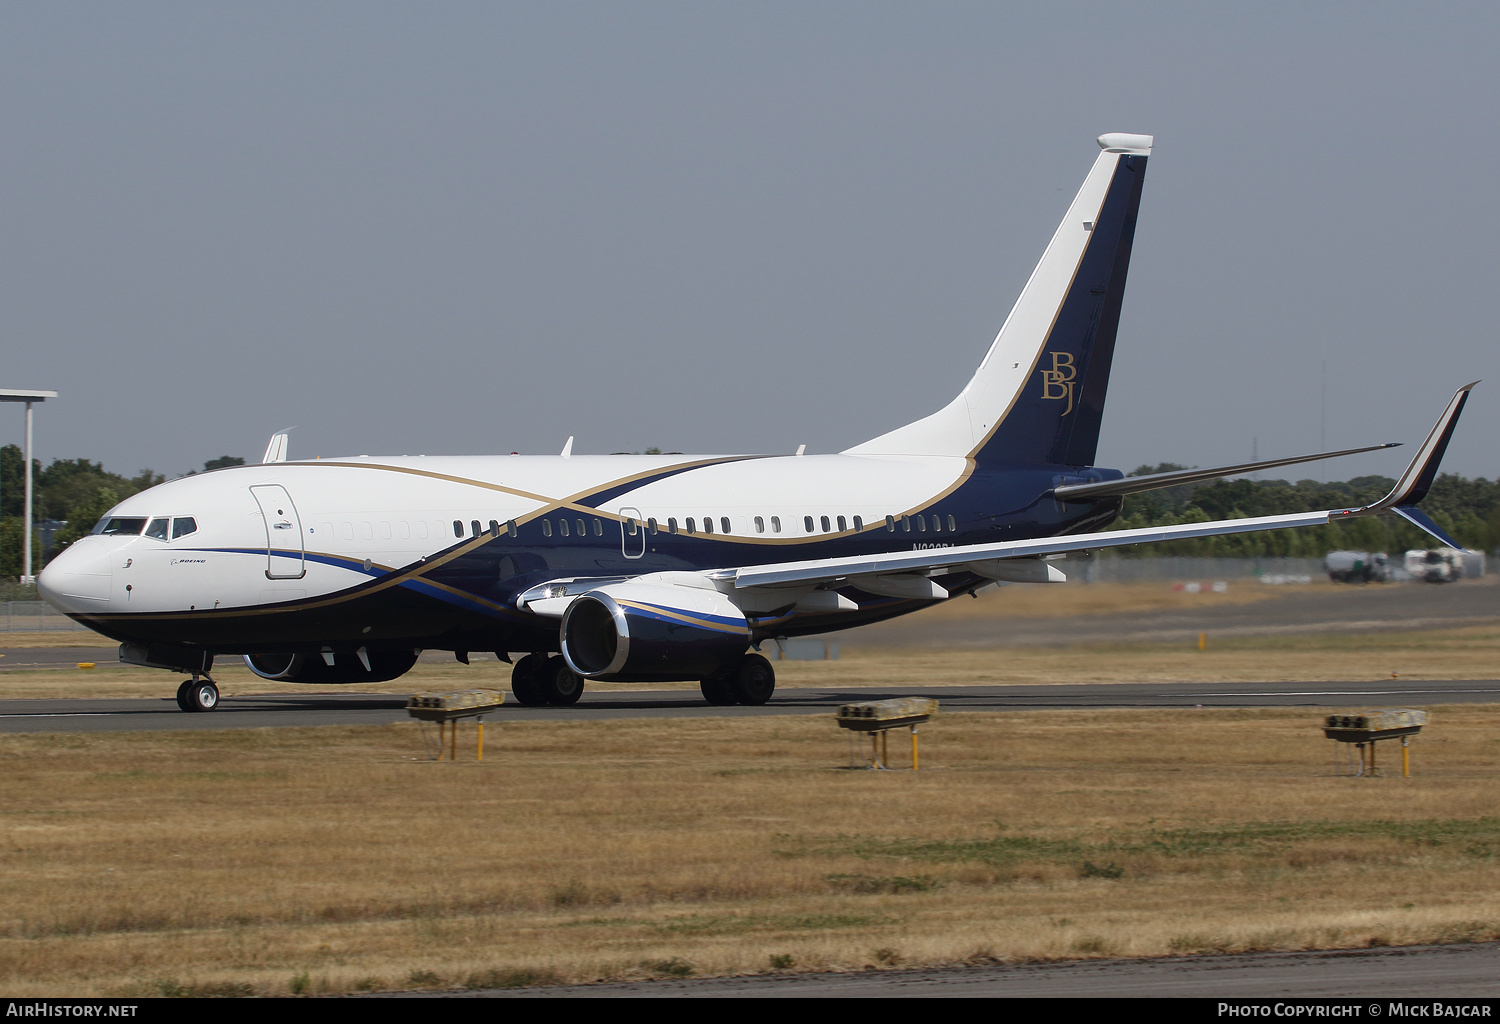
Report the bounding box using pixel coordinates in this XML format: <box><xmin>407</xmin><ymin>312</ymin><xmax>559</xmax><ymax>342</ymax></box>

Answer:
<box><xmin>845</xmin><ymin>133</ymin><xmax>1151</xmax><ymax>466</ymax></box>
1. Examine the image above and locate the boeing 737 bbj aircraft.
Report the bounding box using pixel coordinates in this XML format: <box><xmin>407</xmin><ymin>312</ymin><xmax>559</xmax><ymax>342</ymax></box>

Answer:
<box><xmin>39</xmin><ymin>133</ymin><xmax>1476</xmax><ymax>712</ymax></box>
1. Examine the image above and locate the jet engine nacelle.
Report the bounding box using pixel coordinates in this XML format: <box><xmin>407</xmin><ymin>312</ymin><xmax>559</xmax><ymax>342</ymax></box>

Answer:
<box><xmin>560</xmin><ymin>580</ymin><xmax>750</xmax><ymax>681</ymax></box>
<box><xmin>243</xmin><ymin>649</ymin><xmax>420</xmax><ymax>684</ymax></box>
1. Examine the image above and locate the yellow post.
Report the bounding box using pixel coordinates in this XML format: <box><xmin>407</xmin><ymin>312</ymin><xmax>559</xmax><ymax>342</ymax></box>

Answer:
<box><xmin>477</xmin><ymin>720</ymin><xmax>484</xmax><ymax>762</ymax></box>
<box><xmin>449</xmin><ymin>719</ymin><xmax>457</xmax><ymax>761</ymax></box>
<box><xmin>1402</xmin><ymin>737</ymin><xmax>1410</xmax><ymax>778</ymax></box>
<box><xmin>911</xmin><ymin>725</ymin><xmax>919</xmax><ymax>771</ymax></box>
<box><xmin>1198</xmin><ymin>631</ymin><xmax>1206</xmax><ymax>652</ymax></box>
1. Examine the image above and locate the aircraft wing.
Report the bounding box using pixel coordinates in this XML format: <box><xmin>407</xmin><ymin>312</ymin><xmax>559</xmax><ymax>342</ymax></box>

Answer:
<box><xmin>724</xmin><ymin>382</ymin><xmax>1477</xmax><ymax>592</ymax></box>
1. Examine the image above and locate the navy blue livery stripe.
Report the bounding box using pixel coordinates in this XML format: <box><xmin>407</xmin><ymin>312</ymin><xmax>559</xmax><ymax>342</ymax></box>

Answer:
<box><xmin>978</xmin><ymin>153</ymin><xmax>1148</xmax><ymax>468</ymax></box>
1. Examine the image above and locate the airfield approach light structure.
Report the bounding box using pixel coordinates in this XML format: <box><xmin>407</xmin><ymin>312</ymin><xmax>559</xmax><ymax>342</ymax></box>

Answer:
<box><xmin>837</xmin><ymin>698</ymin><xmax>938</xmax><ymax>770</ymax></box>
<box><xmin>0</xmin><ymin>389</ymin><xmax>59</xmax><ymax>584</ymax></box>
<box><xmin>1323</xmin><ymin>708</ymin><xmax>1427</xmax><ymax>777</ymax></box>
<box><xmin>407</xmin><ymin>688</ymin><xmax>506</xmax><ymax>760</ymax></box>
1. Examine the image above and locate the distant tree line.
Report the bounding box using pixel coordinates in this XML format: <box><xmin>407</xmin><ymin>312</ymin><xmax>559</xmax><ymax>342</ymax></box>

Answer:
<box><xmin>0</xmin><ymin>446</ymin><xmax>244</xmax><ymax>577</ymax></box>
<box><xmin>1104</xmin><ymin>465</ymin><xmax>1500</xmax><ymax>558</ymax></box>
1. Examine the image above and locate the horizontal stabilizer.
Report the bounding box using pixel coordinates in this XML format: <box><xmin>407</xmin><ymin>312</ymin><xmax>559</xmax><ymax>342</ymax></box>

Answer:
<box><xmin>1054</xmin><ymin>443</ymin><xmax>1401</xmax><ymax>501</ymax></box>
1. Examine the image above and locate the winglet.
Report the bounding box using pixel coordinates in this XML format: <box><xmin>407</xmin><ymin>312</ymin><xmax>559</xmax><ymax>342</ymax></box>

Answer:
<box><xmin>262</xmin><ymin>428</ymin><xmax>293</xmax><ymax>464</ymax></box>
<box><xmin>1390</xmin><ymin>506</ymin><xmax>1463</xmax><ymax>549</ymax></box>
<box><xmin>1334</xmin><ymin>382</ymin><xmax>1478</xmax><ymax>543</ymax></box>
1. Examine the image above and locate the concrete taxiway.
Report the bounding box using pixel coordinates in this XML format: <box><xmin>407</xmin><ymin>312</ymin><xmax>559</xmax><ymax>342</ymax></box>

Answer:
<box><xmin>461</xmin><ymin>942</ymin><xmax>1500</xmax><ymax>999</ymax></box>
<box><xmin>0</xmin><ymin>677</ymin><xmax>1496</xmax><ymax>733</ymax></box>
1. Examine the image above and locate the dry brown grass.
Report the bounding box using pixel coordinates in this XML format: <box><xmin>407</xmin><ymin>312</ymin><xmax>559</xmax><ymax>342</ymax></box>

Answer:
<box><xmin>1</xmin><ymin>706</ymin><xmax>1498</xmax><ymax>996</ymax></box>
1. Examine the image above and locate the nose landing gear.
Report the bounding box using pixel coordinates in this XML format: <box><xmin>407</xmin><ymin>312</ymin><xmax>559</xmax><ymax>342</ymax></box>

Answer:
<box><xmin>175</xmin><ymin>677</ymin><xmax>219</xmax><ymax>712</ymax></box>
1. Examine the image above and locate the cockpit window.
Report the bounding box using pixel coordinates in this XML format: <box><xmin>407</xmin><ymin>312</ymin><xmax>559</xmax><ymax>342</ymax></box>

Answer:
<box><xmin>93</xmin><ymin>517</ymin><xmax>148</xmax><ymax>536</ymax></box>
<box><xmin>172</xmin><ymin>517</ymin><xmax>198</xmax><ymax>539</ymax></box>
<box><xmin>145</xmin><ymin>518</ymin><xmax>170</xmax><ymax>540</ymax></box>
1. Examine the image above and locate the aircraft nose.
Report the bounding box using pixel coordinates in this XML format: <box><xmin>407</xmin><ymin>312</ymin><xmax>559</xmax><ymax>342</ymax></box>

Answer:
<box><xmin>37</xmin><ymin>541</ymin><xmax>113</xmax><ymax>612</ymax></box>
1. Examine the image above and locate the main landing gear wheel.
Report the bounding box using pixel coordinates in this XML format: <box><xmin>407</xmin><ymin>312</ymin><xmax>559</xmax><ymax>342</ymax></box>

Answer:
<box><xmin>510</xmin><ymin>654</ymin><xmax>551</xmax><ymax>707</ymax></box>
<box><xmin>700</xmin><ymin>672</ymin><xmax>737</xmax><ymax>705</ymax></box>
<box><xmin>175</xmin><ymin>678</ymin><xmax>219</xmax><ymax>713</ymax></box>
<box><xmin>731</xmin><ymin>654</ymin><xmax>775</xmax><ymax>706</ymax></box>
<box><xmin>544</xmin><ymin>656</ymin><xmax>585</xmax><ymax>706</ymax></box>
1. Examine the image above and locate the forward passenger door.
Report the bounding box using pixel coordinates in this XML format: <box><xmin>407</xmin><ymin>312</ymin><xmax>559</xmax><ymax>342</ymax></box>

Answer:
<box><xmin>250</xmin><ymin>485</ymin><xmax>306</xmax><ymax>579</ymax></box>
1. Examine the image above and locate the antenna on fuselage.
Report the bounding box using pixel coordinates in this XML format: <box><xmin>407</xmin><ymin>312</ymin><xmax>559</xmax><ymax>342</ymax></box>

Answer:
<box><xmin>560</xmin><ymin>436</ymin><xmax>574</xmax><ymax>459</ymax></box>
<box><xmin>262</xmin><ymin>427</ymin><xmax>295</xmax><ymax>464</ymax></box>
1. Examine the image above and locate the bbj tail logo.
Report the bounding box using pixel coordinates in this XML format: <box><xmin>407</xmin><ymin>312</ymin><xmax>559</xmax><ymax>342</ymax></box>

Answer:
<box><xmin>1039</xmin><ymin>352</ymin><xmax>1076</xmax><ymax>415</ymax></box>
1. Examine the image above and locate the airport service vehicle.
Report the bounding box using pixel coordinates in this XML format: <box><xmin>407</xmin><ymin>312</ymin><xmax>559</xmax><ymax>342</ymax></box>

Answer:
<box><xmin>37</xmin><ymin>133</ymin><xmax>1477</xmax><ymax>712</ymax></box>
<box><xmin>1324</xmin><ymin>551</ymin><xmax>1393</xmax><ymax>584</ymax></box>
<box><xmin>1405</xmin><ymin>548</ymin><xmax>1464</xmax><ymax>583</ymax></box>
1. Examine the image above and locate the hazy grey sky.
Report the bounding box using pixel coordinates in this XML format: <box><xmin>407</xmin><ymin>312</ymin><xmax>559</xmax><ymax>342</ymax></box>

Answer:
<box><xmin>2</xmin><ymin>2</ymin><xmax>1496</xmax><ymax>481</ymax></box>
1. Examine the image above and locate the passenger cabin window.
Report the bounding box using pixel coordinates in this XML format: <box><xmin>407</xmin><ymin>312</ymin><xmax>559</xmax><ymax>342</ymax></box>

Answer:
<box><xmin>648</xmin><ymin>518</ymin><xmax>658</xmax><ymax>534</ymax></box>
<box><xmin>144</xmin><ymin>518</ymin><xmax>170</xmax><ymax>540</ymax></box>
<box><xmin>720</xmin><ymin>517</ymin><xmax>731</xmax><ymax>534</ymax></box>
<box><xmin>930</xmin><ymin>515</ymin><xmax>941</xmax><ymax>533</ymax></box>
<box><xmin>836</xmin><ymin>515</ymin><xmax>846</xmax><ymax>532</ymax></box>
<box><xmin>471</xmin><ymin>520</ymin><xmax>482</xmax><ymax>538</ymax></box>
<box><xmin>172</xmin><ymin>517</ymin><xmax>197</xmax><ymax>539</ymax></box>
<box><xmin>886</xmin><ymin>515</ymin><xmax>896</xmax><ymax>532</ymax></box>
<box><xmin>686</xmin><ymin>518</ymin><xmax>696</xmax><ymax>534</ymax></box>
<box><xmin>453</xmin><ymin>520</ymin><xmax>463</xmax><ymax>538</ymax></box>
<box><xmin>668</xmin><ymin>517</ymin><xmax>678</xmax><ymax>534</ymax></box>
<box><xmin>702</xmin><ymin>517</ymin><xmax>713</xmax><ymax>535</ymax></box>
<box><xmin>820</xmin><ymin>515</ymin><xmax>831</xmax><ymax>532</ymax></box>
<box><xmin>771</xmin><ymin>516</ymin><xmax>781</xmax><ymax>533</ymax></box>
<box><xmin>593</xmin><ymin>519</ymin><xmax>604</xmax><ymax>536</ymax></box>
<box><xmin>559</xmin><ymin>519</ymin><xmax>570</xmax><ymax>537</ymax></box>
<box><xmin>576</xmin><ymin>518</ymin><xmax>586</xmax><ymax>537</ymax></box>
<box><xmin>916</xmin><ymin>516</ymin><xmax>926</xmax><ymax>532</ymax></box>
<box><xmin>506</xmin><ymin>520</ymin><xmax>517</xmax><ymax>536</ymax></box>
<box><xmin>754</xmin><ymin>516</ymin><xmax>765</xmax><ymax>534</ymax></box>
<box><xmin>625</xmin><ymin>518</ymin><xmax>638</xmax><ymax>536</ymax></box>
<box><xmin>489</xmin><ymin>520</ymin><xmax>500</xmax><ymax>537</ymax></box>
<box><xmin>541</xmin><ymin>519</ymin><xmax>553</xmax><ymax>538</ymax></box>
<box><xmin>901</xmin><ymin>516</ymin><xmax>911</xmax><ymax>533</ymax></box>
<box><xmin>947</xmin><ymin>515</ymin><xmax>957</xmax><ymax>532</ymax></box>
<box><xmin>804</xmin><ymin>516</ymin><xmax>814</xmax><ymax>533</ymax></box>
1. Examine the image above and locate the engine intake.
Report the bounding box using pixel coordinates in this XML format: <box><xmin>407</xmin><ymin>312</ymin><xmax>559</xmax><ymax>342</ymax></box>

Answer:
<box><xmin>560</xmin><ymin>581</ymin><xmax>750</xmax><ymax>681</ymax></box>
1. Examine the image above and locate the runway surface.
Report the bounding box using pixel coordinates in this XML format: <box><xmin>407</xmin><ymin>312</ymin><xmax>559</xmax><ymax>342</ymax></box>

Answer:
<box><xmin>458</xmin><ymin>943</ymin><xmax>1500</xmax><ymax>999</ymax></box>
<box><xmin>1</xmin><ymin>677</ymin><xmax>1496</xmax><ymax>733</ymax></box>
